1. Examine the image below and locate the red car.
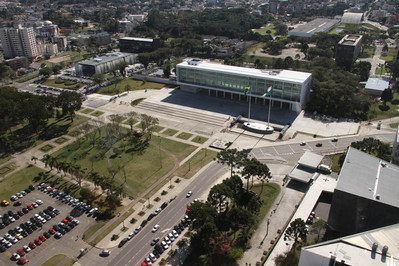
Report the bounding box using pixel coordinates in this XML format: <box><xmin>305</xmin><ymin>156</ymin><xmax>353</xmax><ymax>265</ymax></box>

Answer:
<box><xmin>19</xmin><ymin>257</ymin><xmax>27</xmax><ymax>264</ymax></box>
<box><xmin>48</xmin><ymin>228</ymin><xmax>55</xmax><ymax>235</ymax></box>
<box><xmin>26</xmin><ymin>204</ymin><xmax>33</xmax><ymax>210</ymax></box>
<box><xmin>28</xmin><ymin>242</ymin><xmax>36</xmax><ymax>249</ymax></box>
<box><xmin>39</xmin><ymin>235</ymin><xmax>46</xmax><ymax>242</ymax></box>
<box><xmin>62</xmin><ymin>219</ymin><xmax>69</xmax><ymax>224</ymax></box>
<box><xmin>34</xmin><ymin>238</ymin><xmax>42</xmax><ymax>245</ymax></box>
<box><xmin>17</xmin><ymin>248</ymin><xmax>25</xmax><ymax>256</ymax></box>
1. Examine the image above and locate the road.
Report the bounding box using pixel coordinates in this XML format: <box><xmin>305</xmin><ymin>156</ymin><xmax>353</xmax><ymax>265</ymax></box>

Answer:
<box><xmin>250</xmin><ymin>132</ymin><xmax>395</xmax><ymax>159</ymax></box>
<box><xmin>79</xmin><ymin>162</ymin><xmax>228</xmax><ymax>266</ymax></box>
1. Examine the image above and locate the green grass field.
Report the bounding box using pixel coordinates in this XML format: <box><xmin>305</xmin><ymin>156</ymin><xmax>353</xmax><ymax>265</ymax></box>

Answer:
<box><xmin>390</xmin><ymin>122</ymin><xmax>399</xmax><ymax>129</ymax></box>
<box><xmin>329</xmin><ymin>153</ymin><xmax>344</xmax><ymax>173</ymax></box>
<box><xmin>80</xmin><ymin>108</ymin><xmax>95</xmax><ymax>114</ymax></box>
<box><xmin>163</xmin><ymin>128</ymin><xmax>178</xmax><ymax>136</ymax></box>
<box><xmin>381</xmin><ymin>47</ymin><xmax>397</xmax><ymax>61</ymax></box>
<box><xmin>177</xmin><ymin>132</ymin><xmax>193</xmax><ymax>140</ymax></box>
<box><xmin>42</xmin><ymin>78</ymin><xmax>84</xmax><ymax>90</ymax></box>
<box><xmin>252</xmin><ymin>24</ymin><xmax>276</xmax><ymax>36</ymax></box>
<box><xmin>173</xmin><ymin>148</ymin><xmax>218</xmax><ymax>178</ymax></box>
<box><xmin>191</xmin><ymin>136</ymin><xmax>208</xmax><ymax>144</ymax></box>
<box><xmin>251</xmin><ymin>183</ymin><xmax>281</xmax><ymax>227</ymax></box>
<box><xmin>91</xmin><ymin>111</ymin><xmax>104</xmax><ymax>117</ymax></box>
<box><xmin>42</xmin><ymin>254</ymin><xmax>76</xmax><ymax>266</ymax></box>
<box><xmin>358</xmin><ymin>47</ymin><xmax>376</xmax><ymax>58</ymax></box>
<box><xmin>97</xmin><ymin>79</ymin><xmax>172</xmax><ymax>95</ymax></box>
<box><xmin>368</xmin><ymin>93</ymin><xmax>399</xmax><ymax>120</ymax></box>
<box><xmin>15</xmin><ymin>71</ymin><xmax>40</xmax><ymax>83</ymax></box>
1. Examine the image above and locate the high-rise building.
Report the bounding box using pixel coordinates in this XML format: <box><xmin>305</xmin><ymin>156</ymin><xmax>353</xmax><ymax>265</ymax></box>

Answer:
<box><xmin>335</xmin><ymin>34</ymin><xmax>363</xmax><ymax>69</ymax></box>
<box><xmin>0</xmin><ymin>25</ymin><xmax>38</xmax><ymax>59</ymax></box>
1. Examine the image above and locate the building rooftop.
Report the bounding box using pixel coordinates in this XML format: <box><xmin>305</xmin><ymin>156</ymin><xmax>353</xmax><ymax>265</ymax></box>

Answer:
<box><xmin>338</xmin><ymin>34</ymin><xmax>363</xmax><ymax>46</ymax></box>
<box><xmin>298</xmin><ymin>151</ymin><xmax>324</xmax><ymax>169</ymax></box>
<box><xmin>79</xmin><ymin>52</ymin><xmax>132</xmax><ymax>66</ymax></box>
<box><xmin>299</xmin><ymin>223</ymin><xmax>399</xmax><ymax>265</ymax></box>
<box><xmin>178</xmin><ymin>59</ymin><xmax>312</xmax><ymax>84</ymax></box>
<box><xmin>288</xmin><ymin>18</ymin><xmax>339</xmax><ymax>37</ymax></box>
<box><xmin>120</xmin><ymin>37</ymin><xmax>154</xmax><ymax>43</ymax></box>
<box><xmin>336</xmin><ymin>147</ymin><xmax>399</xmax><ymax>208</ymax></box>
<box><xmin>341</xmin><ymin>12</ymin><xmax>364</xmax><ymax>24</ymax></box>
<box><xmin>365</xmin><ymin>77</ymin><xmax>389</xmax><ymax>91</ymax></box>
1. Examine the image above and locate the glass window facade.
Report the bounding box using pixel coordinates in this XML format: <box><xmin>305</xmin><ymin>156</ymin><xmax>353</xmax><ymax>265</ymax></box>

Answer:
<box><xmin>178</xmin><ymin>67</ymin><xmax>304</xmax><ymax>103</ymax></box>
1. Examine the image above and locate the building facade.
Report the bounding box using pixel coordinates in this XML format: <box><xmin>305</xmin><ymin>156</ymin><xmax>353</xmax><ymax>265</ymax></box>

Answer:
<box><xmin>75</xmin><ymin>52</ymin><xmax>137</xmax><ymax>76</ymax></box>
<box><xmin>335</xmin><ymin>34</ymin><xmax>363</xmax><ymax>69</ymax></box>
<box><xmin>176</xmin><ymin>59</ymin><xmax>312</xmax><ymax>113</ymax></box>
<box><xmin>119</xmin><ymin>37</ymin><xmax>161</xmax><ymax>53</ymax></box>
<box><xmin>0</xmin><ymin>25</ymin><xmax>38</xmax><ymax>59</ymax></box>
<box><xmin>392</xmin><ymin>126</ymin><xmax>399</xmax><ymax>166</ymax></box>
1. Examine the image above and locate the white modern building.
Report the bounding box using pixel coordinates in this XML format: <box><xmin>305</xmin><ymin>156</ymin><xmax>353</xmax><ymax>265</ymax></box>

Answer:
<box><xmin>75</xmin><ymin>52</ymin><xmax>137</xmax><ymax>76</ymax></box>
<box><xmin>176</xmin><ymin>59</ymin><xmax>312</xmax><ymax>113</ymax></box>
<box><xmin>0</xmin><ymin>25</ymin><xmax>38</xmax><ymax>59</ymax></box>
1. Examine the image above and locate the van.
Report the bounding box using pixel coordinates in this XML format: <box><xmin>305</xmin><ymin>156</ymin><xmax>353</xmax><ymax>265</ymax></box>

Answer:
<box><xmin>318</xmin><ymin>164</ymin><xmax>331</xmax><ymax>174</ymax></box>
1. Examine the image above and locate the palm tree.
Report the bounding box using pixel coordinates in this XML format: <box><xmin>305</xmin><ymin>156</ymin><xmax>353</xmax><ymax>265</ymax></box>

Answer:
<box><xmin>41</xmin><ymin>154</ymin><xmax>51</xmax><ymax>168</ymax></box>
<box><xmin>48</xmin><ymin>156</ymin><xmax>57</xmax><ymax>171</ymax></box>
<box><xmin>31</xmin><ymin>156</ymin><xmax>38</xmax><ymax>164</ymax></box>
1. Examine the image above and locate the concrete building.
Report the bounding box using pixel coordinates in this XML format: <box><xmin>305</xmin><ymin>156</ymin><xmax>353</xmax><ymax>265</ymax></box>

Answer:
<box><xmin>0</xmin><ymin>25</ymin><xmax>38</xmax><ymax>59</ymax></box>
<box><xmin>93</xmin><ymin>32</ymin><xmax>111</xmax><ymax>46</ymax></box>
<box><xmin>288</xmin><ymin>18</ymin><xmax>339</xmax><ymax>38</ymax></box>
<box><xmin>364</xmin><ymin>77</ymin><xmax>389</xmax><ymax>96</ymax></box>
<box><xmin>37</xmin><ymin>43</ymin><xmax>58</xmax><ymax>56</ymax></box>
<box><xmin>38</xmin><ymin>21</ymin><xmax>59</xmax><ymax>37</ymax></box>
<box><xmin>5</xmin><ymin>56</ymin><xmax>29</xmax><ymax>70</ymax></box>
<box><xmin>392</xmin><ymin>126</ymin><xmax>399</xmax><ymax>166</ymax></box>
<box><xmin>327</xmin><ymin>147</ymin><xmax>399</xmax><ymax>238</ymax></box>
<box><xmin>288</xmin><ymin>151</ymin><xmax>324</xmax><ymax>183</ymax></box>
<box><xmin>75</xmin><ymin>52</ymin><xmax>137</xmax><ymax>76</ymax></box>
<box><xmin>335</xmin><ymin>34</ymin><xmax>363</xmax><ymax>69</ymax></box>
<box><xmin>299</xmin><ymin>223</ymin><xmax>399</xmax><ymax>266</ymax></box>
<box><xmin>176</xmin><ymin>58</ymin><xmax>312</xmax><ymax>113</ymax></box>
<box><xmin>119</xmin><ymin>37</ymin><xmax>161</xmax><ymax>53</ymax></box>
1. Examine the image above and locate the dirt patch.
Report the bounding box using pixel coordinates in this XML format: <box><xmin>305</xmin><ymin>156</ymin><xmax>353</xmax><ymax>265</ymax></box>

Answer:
<box><xmin>47</xmin><ymin>55</ymin><xmax>71</xmax><ymax>64</ymax></box>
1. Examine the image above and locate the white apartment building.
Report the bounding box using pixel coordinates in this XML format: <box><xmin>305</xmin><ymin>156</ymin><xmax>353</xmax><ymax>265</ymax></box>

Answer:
<box><xmin>0</xmin><ymin>25</ymin><xmax>38</xmax><ymax>59</ymax></box>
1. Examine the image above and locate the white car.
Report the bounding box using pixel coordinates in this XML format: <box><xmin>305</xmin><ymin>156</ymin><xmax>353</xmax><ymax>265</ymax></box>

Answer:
<box><xmin>168</xmin><ymin>233</ymin><xmax>175</xmax><ymax>241</ymax></box>
<box><xmin>145</xmin><ymin>257</ymin><xmax>153</xmax><ymax>265</ymax></box>
<box><xmin>149</xmin><ymin>253</ymin><xmax>157</xmax><ymax>262</ymax></box>
<box><xmin>12</xmin><ymin>253</ymin><xmax>20</xmax><ymax>260</ymax></box>
<box><xmin>154</xmin><ymin>208</ymin><xmax>162</xmax><ymax>215</ymax></box>
<box><xmin>36</xmin><ymin>200</ymin><xmax>43</xmax><ymax>205</ymax></box>
<box><xmin>300</xmin><ymin>142</ymin><xmax>306</xmax><ymax>146</ymax></box>
<box><xmin>186</xmin><ymin>191</ymin><xmax>193</xmax><ymax>198</ymax></box>
<box><xmin>164</xmin><ymin>236</ymin><xmax>171</xmax><ymax>245</ymax></box>
<box><xmin>161</xmin><ymin>240</ymin><xmax>169</xmax><ymax>249</ymax></box>
<box><xmin>172</xmin><ymin>230</ymin><xmax>179</xmax><ymax>238</ymax></box>
<box><xmin>152</xmin><ymin>224</ymin><xmax>160</xmax><ymax>233</ymax></box>
<box><xmin>127</xmin><ymin>232</ymin><xmax>134</xmax><ymax>240</ymax></box>
<box><xmin>23</xmin><ymin>245</ymin><xmax>31</xmax><ymax>253</ymax></box>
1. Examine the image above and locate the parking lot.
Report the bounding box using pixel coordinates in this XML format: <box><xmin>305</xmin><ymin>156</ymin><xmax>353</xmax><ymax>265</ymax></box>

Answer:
<box><xmin>0</xmin><ymin>184</ymin><xmax>96</xmax><ymax>265</ymax></box>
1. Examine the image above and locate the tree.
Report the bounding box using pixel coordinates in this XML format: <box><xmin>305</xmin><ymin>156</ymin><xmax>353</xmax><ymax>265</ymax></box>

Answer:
<box><xmin>125</xmin><ymin>111</ymin><xmax>137</xmax><ymax>133</ymax></box>
<box><xmin>23</xmin><ymin>96</ymin><xmax>53</xmax><ymax>132</ymax></box>
<box><xmin>241</xmin><ymin>157</ymin><xmax>271</xmax><ymax>191</ymax></box>
<box><xmin>285</xmin><ymin>218</ymin><xmax>308</xmax><ymax>244</ymax></box>
<box><xmin>216</xmin><ymin>149</ymin><xmax>248</xmax><ymax>177</ymax></box>
<box><xmin>56</xmin><ymin>92</ymin><xmax>82</xmax><ymax>121</ymax></box>
<box><xmin>163</xmin><ymin>64</ymin><xmax>171</xmax><ymax>78</ymax></box>
<box><xmin>352</xmin><ymin>61</ymin><xmax>371</xmax><ymax>81</ymax></box>
<box><xmin>92</xmin><ymin>73</ymin><xmax>106</xmax><ymax>85</ymax></box>
<box><xmin>30</xmin><ymin>156</ymin><xmax>38</xmax><ymax>164</ymax></box>
<box><xmin>39</xmin><ymin>67</ymin><xmax>52</xmax><ymax>77</ymax></box>
<box><xmin>381</xmin><ymin>88</ymin><xmax>393</xmax><ymax>105</ymax></box>
<box><xmin>283</xmin><ymin>56</ymin><xmax>294</xmax><ymax>69</ymax></box>
<box><xmin>207</xmin><ymin>183</ymin><xmax>232</xmax><ymax>213</ymax></box>
<box><xmin>222</xmin><ymin>175</ymin><xmax>244</xmax><ymax>206</ymax></box>
<box><xmin>0</xmin><ymin>64</ymin><xmax>14</xmax><ymax>82</ymax></box>
<box><xmin>351</xmin><ymin>137</ymin><xmax>392</xmax><ymax>161</ymax></box>
<box><xmin>139</xmin><ymin>114</ymin><xmax>159</xmax><ymax>140</ymax></box>
<box><xmin>310</xmin><ymin>219</ymin><xmax>326</xmax><ymax>241</ymax></box>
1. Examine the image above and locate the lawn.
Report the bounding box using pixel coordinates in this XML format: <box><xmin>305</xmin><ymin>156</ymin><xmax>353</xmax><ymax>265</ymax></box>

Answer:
<box><xmin>97</xmin><ymin>78</ymin><xmax>171</xmax><ymax>95</ymax></box>
<box><xmin>368</xmin><ymin>93</ymin><xmax>399</xmax><ymax>120</ymax></box>
<box><xmin>15</xmin><ymin>71</ymin><xmax>40</xmax><ymax>83</ymax></box>
<box><xmin>0</xmin><ymin>162</ymin><xmax>17</xmax><ymax>177</ymax></box>
<box><xmin>245</xmin><ymin>42</ymin><xmax>265</xmax><ymax>56</ymax></box>
<box><xmin>252</xmin><ymin>24</ymin><xmax>276</xmax><ymax>36</ymax></box>
<box><xmin>177</xmin><ymin>132</ymin><xmax>193</xmax><ymax>140</ymax></box>
<box><xmin>91</xmin><ymin>111</ymin><xmax>104</xmax><ymax>117</ymax></box>
<box><xmin>250</xmin><ymin>183</ymin><xmax>281</xmax><ymax>227</ymax></box>
<box><xmin>45</xmin><ymin>50</ymin><xmax>91</xmax><ymax>66</ymax></box>
<box><xmin>173</xmin><ymin>148</ymin><xmax>218</xmax><ymax>178</ymax></box>
<box><xmin>54</xmin><ymin>137</ymin><xmax>69</xmax><ymax>145</ymax></box>
<box><xmin>39</xmin><ymin>144</ymin><xmax>55</xmax><ymax>152</ymax></box>
<box><xmin>80</xmin><ymin>108</ymin><xmax>95</xmax><ymax>114</ymax></box>
<box><xmin>358</xmin><ymin>47</ymin><xmax>376</xmax><ymax>58</ymax></box>
<box><xmin>162</xmin><ymin>128</ymin><xmax>178</xmax><ymax>136</ymax></box>
<box><xmin>42</xmin><ymin>78</ymin><xmax>84</xmax><ymax>90</ymax></box>
<box><xmin>52</xmin><ymin>134</ymin><xmax>195</xmax><ymax>195</ymax></box>
<box><xmin>381</xmin><ymin>47</ymin><xmax>397</xmax><ymax>61</ymax></box>
<box><xmin>191</xmin><ymin>136</ymin><xmax>209</xmax><ymax>144</ymax></box>
<box><xmin>375</xmin><ymin>67</ymin><xmax>390</xmax><ymax>75</ymax></box>
<box><xmin>42</xmin><ymin>254</ymin><xmax>76</xmax><ymax>266</ymax></box>
<box><xmin>0</xmin><ymin>155</ymin><xmax>13</xmax><ymax>165</ymax></box>
<box><xmin>329</xmin><ymin>153</ymin><xmax>344</xmax><ymax>173</ymax></box>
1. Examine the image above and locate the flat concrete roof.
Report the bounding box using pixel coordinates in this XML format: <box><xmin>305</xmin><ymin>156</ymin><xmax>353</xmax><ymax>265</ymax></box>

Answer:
<box><xmin>298</xmin><ymin>151</ymin><xmax>324</xmax><ymax>169</ymax></box>
<box><xmin>120</xmin><ymin>37</ymin><xmax>153</xmax><ymax>42</ymax></box>
<box><xmin>365</xmin><ymin>78</ymin><xmax>389</xmax><ymax>91</ymax></box>
<box><xmin>177</xmin><ymin>59</ymin><xmax>312</xmax><ymax>84</ymax></box>
<box><xmin>79</xmin><ymin>52</ymin><xmax>133</xmax><ymax>66</ymax></box>
<box><xmin>288</xmin><ymin>165</ymin><xmax>318</xmax><ymax>183</ymax></box>
<box><xmin>288</xmin><ymin>18</ymin><xmax>339</xmax><ymax>37</ymax></box>
<box><xmin>300</xmin><ymin>223</ymin><xmax>399</xmax><ymax>266</ymax></box>
<box><xmin>339</xmin><ymin>34</ymin><xmax>362</xmax><ymax>46</ymax></box>
<box><xmin>337</xmin><ymin>147</ymin><xmax>399</xmax><ymax>208</ymax></box>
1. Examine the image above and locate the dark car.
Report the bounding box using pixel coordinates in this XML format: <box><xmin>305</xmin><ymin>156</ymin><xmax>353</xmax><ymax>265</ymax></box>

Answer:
<box><xmin>26</xmin><ymin>228</ymin><xmax>33</xmax><ymax>234</ymax></box>
<box><xmin>53</xmin><ymin>225</ymin><xmax>60</xmax><ymax>231</ymax></box>
<box><xmin>118</xmin><ymin>238</ymin><xmax>128</xmax><ymax>248</ymax></box>
<box><xmin>47</xmin><ymin>206</ymin><xmax>54</xmax><ymax>211</ymax></box>
<box><xmin>147</xmin><ymin>213</ymin><xmax>155</xmax><ymax>221</ymax></box>
<box><xmin>59</xmin><ymin>228</ymin><xmax>66</xmax><ymax>235</ymax></box>
<box><xmin>22</xmin><ymin>208</ymin><xmax>29</xmax><ymax>214</ymax></box>
<box><xmin>140</xmin><ymin>220</ymin><xmax>148</xmax><ymax>227</ymax></box>
<box><xmin>53</xmin><ymin>209</ymin><xmax>60</xmax><ymax>215</ymax></box>
<box><xmin>8</xmin><ymin>211</ymin><xmax>14</xmax><ymax>216</ymax></box>
<box><xmin>13</xmin><ymin>214</ymin><xmax>19</xmax><ymax>220</ymax></box>
<box><xmin>43</xmin><ymin>232</ymin><xmax>51</xmax><ymax>239</ymax></box>
<box><xmin>8</xmin><ymin>229</ymin><xmax>16</xmax><ymax>236</ymax></box>
<box><xmin>316</xmin><ymin>143</ymin><xmax>323</xmax><ymax>147</ymax></box>
<box><xmin>31</xmin><ymin>224</ymin><xmax>37</xmax><ymax>231</ymax></box>
<box><xmin>13</xmin><ymin>201</ymin><xmax>22</xmax><ymax>206</ymax></box>
<box><xmin>0</xmin><ymin>223</ymin><xmax>4</xmax><ymax>229</ymax></box>
<box><xmin>3</xmin><ymin>220</ymin><xmax>10</xmax><ymax>226</ymax></box>
<box><xmin>0</xmin><ymin>245</ymin><xmax>5</xmax><ymax>252</ymax></box>
<box><xmin>21</xmin><ymin>231</ymin><xmax>28</xmax><ymax>237</ymax></box>
<box><xmin>154</xmin><ymin>243</ymin><xmax>164</xmax><ymax>254</ymax></box>
<box><xmin>29</xmin><ymin>185</ymin><xmax>35</xmax><ymax>190</ymax></box>
<box><xmin>17</xmin><ymin>211</ymin><xmax>23</xmax><ymax>217</ymax></box>
<box><xmin>24</xmin><ymin>188</ymin><xmax>31</xmax><ymax>193</ymax></box>
<box><xmin>161</xmin><ymin>202</ymin><xmax>168</xmax><ymax>209</ymax></box>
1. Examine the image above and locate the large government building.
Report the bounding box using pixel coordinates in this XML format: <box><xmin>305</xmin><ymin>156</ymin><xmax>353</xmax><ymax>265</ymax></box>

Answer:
<box><xmin>176</xmin><ymin>59</ymin><xmax>312</xmax><ymax>113</ymax></box>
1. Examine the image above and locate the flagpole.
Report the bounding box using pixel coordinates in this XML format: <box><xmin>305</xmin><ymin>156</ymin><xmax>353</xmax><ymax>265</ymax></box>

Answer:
<box><xmin>268</xmin><ymin>90</ymin><xmax>272</xmax><ymax>128</ymax></box>
<box><xmin>248</xmin><ymin>89</ymin><xmax>251</xmax><ymax>123</ymax></box>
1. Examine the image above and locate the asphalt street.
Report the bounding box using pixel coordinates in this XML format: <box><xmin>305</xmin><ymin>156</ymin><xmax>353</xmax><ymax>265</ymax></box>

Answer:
<box><xmin>79</xmin><ymin>162</ymin><xmax>228</xmax><ymax>266</ymax></box>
